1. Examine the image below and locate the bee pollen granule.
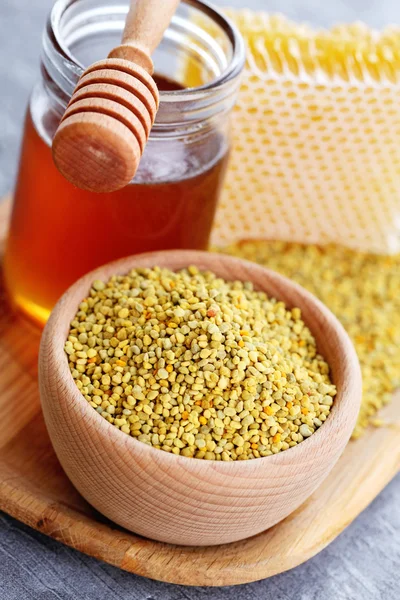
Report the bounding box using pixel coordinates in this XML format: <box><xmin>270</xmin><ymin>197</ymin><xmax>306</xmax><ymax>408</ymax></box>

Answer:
<box><xmin>220</xmin><ymin>241</ymin><xmax>400</xmax><ymax>438</ymax></box>
<box><xmin>65</xmin><ymin>266</ymin><xmax>336</xmax><ymax>461</ymax></box>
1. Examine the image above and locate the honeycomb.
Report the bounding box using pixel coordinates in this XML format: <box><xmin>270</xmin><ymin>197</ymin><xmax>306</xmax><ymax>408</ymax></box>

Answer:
<box><xmin>210</xmin><ymin>12</ymin><xmax>400</xmax><ymax>254</ymax></box>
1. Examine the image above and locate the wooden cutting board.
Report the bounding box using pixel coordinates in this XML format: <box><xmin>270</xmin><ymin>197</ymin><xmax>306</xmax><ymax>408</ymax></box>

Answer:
<box><xmin>0</xmin><ymin>197</ymin><xmax>398</xmax><ymax>587</ymax></box>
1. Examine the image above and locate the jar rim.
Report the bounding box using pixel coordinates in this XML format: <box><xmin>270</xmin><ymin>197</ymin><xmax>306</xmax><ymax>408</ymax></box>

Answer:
<box><xmin>49</xmin><ymin>0</ymin><xmax>245</xmax><ymax>101</ymax></box>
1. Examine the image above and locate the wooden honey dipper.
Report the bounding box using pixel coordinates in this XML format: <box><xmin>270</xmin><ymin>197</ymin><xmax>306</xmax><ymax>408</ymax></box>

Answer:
<box><xmin>52</xmin><ymin>0</ymin><xmax>180</xmax><ymax>193</ymax></box>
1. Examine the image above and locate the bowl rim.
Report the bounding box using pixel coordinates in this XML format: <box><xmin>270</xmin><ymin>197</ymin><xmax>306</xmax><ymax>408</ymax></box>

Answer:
<box><xmin>39</xmin><ymin>249</ymin><xmax>362</xmax><ymax>472</ymax></box>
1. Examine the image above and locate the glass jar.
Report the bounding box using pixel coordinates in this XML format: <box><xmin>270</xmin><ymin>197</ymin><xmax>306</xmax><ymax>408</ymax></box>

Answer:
<box><xmin>4</xmin><ymin>0</ymin><xmax>244</xmax><ymax>326</ymax></box>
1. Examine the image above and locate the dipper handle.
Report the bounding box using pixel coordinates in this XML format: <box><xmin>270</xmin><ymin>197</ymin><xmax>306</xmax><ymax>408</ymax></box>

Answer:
<box><xmin>108</xmin><ymin>0</ymin><xmax>181</xmax><ymax>73</ymax></box>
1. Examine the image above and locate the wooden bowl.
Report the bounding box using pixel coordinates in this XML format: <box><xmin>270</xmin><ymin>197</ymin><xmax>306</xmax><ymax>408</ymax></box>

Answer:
<box><xmin>39</xmin><ymin>250</ymin><xmax>362</xmax><ymax>546</ymax></box>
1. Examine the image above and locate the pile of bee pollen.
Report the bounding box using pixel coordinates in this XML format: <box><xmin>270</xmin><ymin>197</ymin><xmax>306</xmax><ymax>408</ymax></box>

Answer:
<box><xmin>65</xmin><ymin>265</ymin><xmax>336</xmax><ymax>460</ymax></box>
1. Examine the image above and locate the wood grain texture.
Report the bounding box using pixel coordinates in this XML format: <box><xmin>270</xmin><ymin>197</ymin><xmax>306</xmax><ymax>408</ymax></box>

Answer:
<box><xmin>62</xmin><ymin>97</ymin><xmax>147</xmax><ymax>152</ymax></box>
<box><xmin>0</xmin><ymin>197</ymin><xmax>398</xmax><ymax>586</ymax></box>
<box><xmin>52</xmin><ymin>112</ymin><xmax>142</xmax><ymax>193</ymax></box>
<box><xmin>70</xmin><ymin>83</ymin><xmax>153</xmax><ymax>136</ymax></box>
<box><xmin>109</xmin><ymin>0</ymin><xmax>181</xmax><ymax>72</ymax></box>
<box><xmin>51</xmin><ymin>0</ymin><xmax>179</xmax><ymax>193</ymax></box>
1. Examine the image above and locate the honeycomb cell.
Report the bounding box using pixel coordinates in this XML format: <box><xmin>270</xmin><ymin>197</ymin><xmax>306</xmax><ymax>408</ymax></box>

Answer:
<box><xmin>211</xmin><ymin>11</ymin><xmax>400</xmax><ymax>254</ymax></box>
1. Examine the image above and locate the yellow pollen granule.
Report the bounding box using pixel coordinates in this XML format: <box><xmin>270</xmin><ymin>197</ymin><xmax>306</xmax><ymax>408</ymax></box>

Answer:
<box><xmin>220</xmin><ymin>241</ymin><xmax>400</xmax><ymax>438</ymax></box>
<box><xmin>65</xmin><ymin>265</ymin><xmax>336</xmax><ymax>460</ymax></box>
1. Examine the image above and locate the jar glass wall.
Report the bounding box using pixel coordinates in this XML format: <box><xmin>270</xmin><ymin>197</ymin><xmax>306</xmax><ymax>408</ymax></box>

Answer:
<box><xmin>4</xmin><ymin>0</ymin><xmax>244</xmax><ymax>326</ymax></box>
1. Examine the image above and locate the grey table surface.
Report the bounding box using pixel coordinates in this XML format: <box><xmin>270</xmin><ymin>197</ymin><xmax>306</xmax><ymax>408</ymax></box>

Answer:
<box><xmin>0</xmin><ymin>0</ymin><xmax>399</xmax><ymax>598</ymax></box>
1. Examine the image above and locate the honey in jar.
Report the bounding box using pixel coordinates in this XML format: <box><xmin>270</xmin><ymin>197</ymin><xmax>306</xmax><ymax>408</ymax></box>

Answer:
<box><xmin>4</xmin><ymin>0</ymin><xmax>245</xmax><ymax>326</ymax></box>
